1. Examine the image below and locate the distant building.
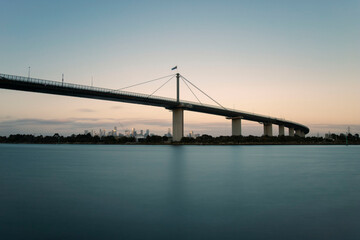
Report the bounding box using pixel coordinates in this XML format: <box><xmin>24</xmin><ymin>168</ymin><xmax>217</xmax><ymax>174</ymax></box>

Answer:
<box><xmin>99</xmin><ymin>129</ymin><xmax>106</xmax><ymax>137</ymax></box>
<box><xmin>125</xmin><ymin>130</ymin><xmax>130</xmax><ymax>137</ymax></box>
<box><xmin>325</xmin><ymin>132</ymin><xmax>332</xmax><ymax>139</ymax></box>
<box><xmin>84</xmin><ymin>127</ymin><xmax>159</xmax><ymax>138</ymax></box>
<box><xmin>186</xmin><ymin>131</ymin><xmax>199</xmax><ymax>138</ymax></box>
<box><xmin>131</xmin><ymin>128</ymin><xmax>136</xmax><ymax>137</ymax></box>
<box><xmin>145</xmin><ymin>129</ymin><xmax>150</xmax><ymax>137</ymax></box>
<box><xmin>165</xmin><ymin>128</ymin><xmax>172</xmax><ymax>137</ymax></box>
<box><xmin>188</xmin><ymin>131</ymin><xmax>194</xmax><ymax>138</ymax></box>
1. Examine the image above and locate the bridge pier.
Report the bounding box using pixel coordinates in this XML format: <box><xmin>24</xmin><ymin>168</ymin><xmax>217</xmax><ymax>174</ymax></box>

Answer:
<box><xmin>227</xmin><ymin>117</ymin><xmax>242</xmax><ymax>136</ymax></box>
<box><xmin>297</xmin><ymin>131</ymin><xmax>305</xmax><ymax>137</ymax></box>
<box><xmin>172</xmin><ymin>108</ymin><xmax>184</xmax><ymax>141</ymax></box>
<box><xmin>278</xmin><ymin>125</ymin><xmax>285</xmax><ymax>136</ymax></box>
<box><xmin>263</xmin><ymin>123</ymin><xmax>273</xmax><ymax>136</ymax></box>
<box><xmin>295</xmin><ymin>129</ymin><xmax>305</xmax><ymax>137</ymax></box>
<box><xmin>289</xmin><ymin>127</ymin><xmax>295</xmax><ymax>136</ymax></box>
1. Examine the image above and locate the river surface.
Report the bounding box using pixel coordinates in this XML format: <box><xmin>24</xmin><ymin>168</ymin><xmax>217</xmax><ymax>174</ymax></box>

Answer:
<box><xmin>0</xmin><ymin>144</ymin><xmax>359</xmax><ymax>240</ymax></box>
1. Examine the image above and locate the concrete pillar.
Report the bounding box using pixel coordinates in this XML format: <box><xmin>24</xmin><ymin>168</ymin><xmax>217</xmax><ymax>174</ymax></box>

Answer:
<box><xmin>289</xmin><ymin>128</ymin><xmax>294</xmax><ymax>136</ymax></box>
<box><xmin>278</xmin><ymin>125</ymin><xmax>285</xmax><ymax>136</ymax></box>
<box><xmin>172</xmin><ymin>108</ymin><xmax>184</xmax><ymax>141</ymax></box>
<box><xmin>295</xmin><ymin>129</ymin><xmax>301</xmax><ymax>137</ymax></box>
<box><xmin>227</xmin><ymin>117</ymin><xmax>242</xmax><ymax>136</ymax></box>
<box><xmin>232</xmin><ymin>118</ymin><xmax>242</xmax><ymax>136</ymax></box>
<box><xmin>263</xmin><ymin>123</ymin><xmax>273</xmax><ymax>136</ymax></box>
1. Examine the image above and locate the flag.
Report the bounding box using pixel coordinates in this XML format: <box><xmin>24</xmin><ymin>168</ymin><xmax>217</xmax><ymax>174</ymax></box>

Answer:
<box><xmin>171</xmin><ymin>66</ymin><xmax>177</xmax><ymax>70</ymax></box>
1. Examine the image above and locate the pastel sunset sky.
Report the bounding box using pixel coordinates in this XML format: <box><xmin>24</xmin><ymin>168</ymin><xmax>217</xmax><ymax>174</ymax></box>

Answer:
<box><xmin>0</xmin><ymin>0</ymin><xmax>359</xmax><ymax>136</ymax></box>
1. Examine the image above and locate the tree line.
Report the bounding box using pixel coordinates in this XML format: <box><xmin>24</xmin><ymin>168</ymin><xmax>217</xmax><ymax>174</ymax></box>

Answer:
<box><xmin>0</xmin><ymin>133</ymin><xmax>359</xmax><ymax>144</ymax></box>
<box><xmin>179</xmin><ymin>134</ymin><xmax>360</xmax><ymax>145</ymax></box>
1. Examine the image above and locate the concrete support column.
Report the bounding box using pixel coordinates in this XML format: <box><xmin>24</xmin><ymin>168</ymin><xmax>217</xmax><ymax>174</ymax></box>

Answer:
<box><xmin>278</xmin><ymin>125</ymin><xmax>285</xmax><ymax>136</ymax></box>
<box><xmin>263</xmin><ymin>123</ymin><xmax>273</xmax><ymax>136</ymax></box>
<box><xmin>295</xmin><ymin>129</ymin><xmax>301</xmax><ymax>137</ymax></box>
<box><xmin>289</xmin><ymin>128</ymin><xmax>294</xmax><ymax>136</ymax></box>
<box><xmin>227</xmin><ymin>117</ymin><xmax>242</xmax><ymax>136</ymax></box>
<box><xmin>232</xmin><ymin>118</ymin><xmax>242</xmax><ymax>136</ymax></box>
<box><xmin>172</xmin><ymin>108</ymin><xmax>184</xmax><ymax>141</ymax></box>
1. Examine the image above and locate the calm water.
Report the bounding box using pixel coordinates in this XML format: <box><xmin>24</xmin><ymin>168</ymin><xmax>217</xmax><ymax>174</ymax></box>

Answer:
<box><xmin>0</xmin><ymin>144</ymin><xmax>359</xmax><ymax>240</ymax></box>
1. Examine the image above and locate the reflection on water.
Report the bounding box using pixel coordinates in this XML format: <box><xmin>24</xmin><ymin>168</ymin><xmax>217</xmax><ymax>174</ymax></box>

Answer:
<box><xmin>0</xmin><ymin>144</ymin><xmax>360</xmax><ymax>240</ymax></box>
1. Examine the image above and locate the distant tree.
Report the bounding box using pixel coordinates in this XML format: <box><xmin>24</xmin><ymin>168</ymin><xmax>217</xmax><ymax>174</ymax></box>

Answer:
<box><xmin>339</xmin><ymin>133</ymin><xmax>346</xmax><ymax>140</ymax></box>
<box><xmin>180</xmin><ymin>137</ymin><xmax>196</xmax><ymax>143</ymax></box>
<box><xmin>146</xmin><ymin>135</ymin><xmax>163</xmax><ymax>143</ymax></box>
<box><xmin>331</xmin><ymin>134</ymin><xmax>338</xmax><ymax>140</ymax></box>
<box><xmin>102</xmin><ymin>136</ymin><xmax>117</xmax><ymax>144</ymax></box>
<box><xmin>355</xmin><ymin>134</ymin><xmax>359</xmax><ymax>141</ymax></box>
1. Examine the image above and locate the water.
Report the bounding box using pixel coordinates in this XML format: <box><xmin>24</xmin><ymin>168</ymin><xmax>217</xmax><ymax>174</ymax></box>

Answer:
<box><xmin>0</xmin><ymin>144</ymin><xmax>359</xmax><ymax>240</ymax></box>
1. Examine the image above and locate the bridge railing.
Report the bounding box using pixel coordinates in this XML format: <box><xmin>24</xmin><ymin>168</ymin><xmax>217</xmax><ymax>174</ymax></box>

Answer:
<box><xmin>0</xmin><ymin>73</ymin><xmax>180</xmax><ymax>103</ymax></box>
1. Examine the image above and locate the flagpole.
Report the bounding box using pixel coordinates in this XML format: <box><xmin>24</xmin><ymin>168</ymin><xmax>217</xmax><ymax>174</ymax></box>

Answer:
<box><xmin>171</xmin><ymin>66</ymin><xmax>179</xmax><ymax>102</ymax></box>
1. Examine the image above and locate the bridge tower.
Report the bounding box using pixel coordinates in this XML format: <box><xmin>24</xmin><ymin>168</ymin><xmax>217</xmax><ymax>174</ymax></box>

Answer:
<box><xmin>176</xmin><ymin>73</ymin><xmax>180</xmax><ymax>102</ymax></box>
<box><xmin>172</xmin><ymin>73</ymin><xmax>184</xmax><ymax>141</ymax></box>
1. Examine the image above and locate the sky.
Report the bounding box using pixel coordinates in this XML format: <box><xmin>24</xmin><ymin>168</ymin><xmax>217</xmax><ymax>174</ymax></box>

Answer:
<box><xmin>0</xmin><ymin>0</ymin><xmax>359</xmax><ymax>136</ymax></box>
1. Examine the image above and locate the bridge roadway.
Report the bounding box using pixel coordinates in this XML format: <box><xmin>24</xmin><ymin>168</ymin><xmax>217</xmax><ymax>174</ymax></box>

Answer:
<box><xmin>0</xmin><ymin>73</ymin><xmax>309</xmax><ymax>140</ymax></box>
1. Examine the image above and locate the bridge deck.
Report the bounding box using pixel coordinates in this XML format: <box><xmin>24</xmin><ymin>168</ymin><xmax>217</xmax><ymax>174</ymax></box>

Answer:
<box><xmin>0</xmin><ymin>73</ymin><xmax>309</xmax><ymax>134</ymax></box>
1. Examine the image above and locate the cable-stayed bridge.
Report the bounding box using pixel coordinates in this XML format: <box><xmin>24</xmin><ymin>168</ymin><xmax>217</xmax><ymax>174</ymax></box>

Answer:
<box><xmin>0</xmin><ymin>73</ymin><xmax>309</xmax><ymax>140</ymax></box>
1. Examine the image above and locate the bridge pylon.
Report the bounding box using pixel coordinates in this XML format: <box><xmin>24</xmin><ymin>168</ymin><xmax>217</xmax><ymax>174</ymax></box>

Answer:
<box><xmin>168</xmin><ymin>73</ymin><xmax>184</xmax><ymax>141</ymax></box>
<box><xmin>176</xmin><ymin>73</ymin><xmax>180</xmax><ymax>102</ymax></box>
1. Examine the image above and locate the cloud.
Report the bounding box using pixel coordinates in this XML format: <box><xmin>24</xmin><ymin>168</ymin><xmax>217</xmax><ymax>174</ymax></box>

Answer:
<box><xmin>76</xmin><ymin>108</ymin><xmax>97</xmax><ymax>112</ymax></box>
<box><xmin>307</xmin><ymin>124</ymin><xmax>360</xmax><ymax>135</ymax></box>
<box><xmin>0</xmin><ymin>117</ymin><xmax>172</xmax><ymax>136</ymax></box>
<box><xmin>0</xmin><ymin>115</ymin><xmax>14</xmax><ymax>121</ymax></box>
<box><xmin>110</xmin><ymin>106</ymin><xmax>123</xmax><ymax>110</ymax></box>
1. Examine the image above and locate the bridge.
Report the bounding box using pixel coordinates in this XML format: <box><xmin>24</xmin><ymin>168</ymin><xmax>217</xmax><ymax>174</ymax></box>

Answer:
<box><xmin>0</xmin><ymin>72</ymin><xmax>309</xmax><ymax>140</ymax></box>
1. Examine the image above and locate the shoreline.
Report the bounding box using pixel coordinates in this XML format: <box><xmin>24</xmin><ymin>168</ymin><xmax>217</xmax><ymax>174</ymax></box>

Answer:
<box><xmin>1</xmin><ymin>133</ymin><xmax>359</xmax><ymax>145</ymax></box>
<box><xmin>1</xmin><ymin>142</ymin><xmax>358</xmax><ymax>146</ymax></box>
